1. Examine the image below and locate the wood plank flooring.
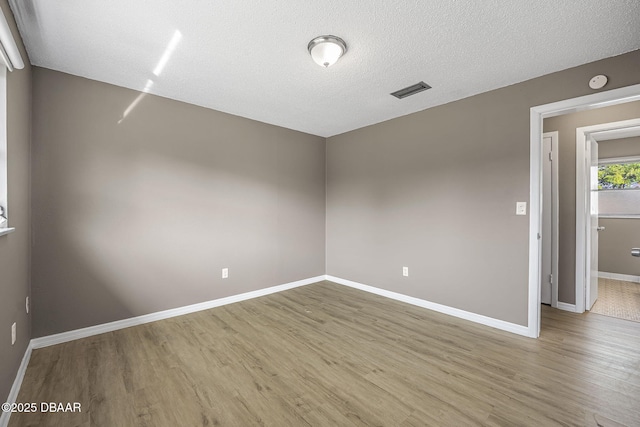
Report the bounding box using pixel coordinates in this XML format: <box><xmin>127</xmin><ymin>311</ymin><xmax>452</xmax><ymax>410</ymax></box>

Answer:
<box><xmin>8</xmin><ymin>281</ymin><xmax>640</xmax><ymax>426</ymax></box>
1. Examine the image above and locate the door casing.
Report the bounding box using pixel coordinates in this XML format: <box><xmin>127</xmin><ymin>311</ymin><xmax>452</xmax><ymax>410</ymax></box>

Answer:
<box><xmin>541</xmin><ymin>131</ymin><xmax>559</xmax><ymax>308</ymax></box>
<box><xmin>575</xmin><ymin>119</ymin><xmax>640</xmax><ymax>313</ymax></box>
<box><xmin>528</xmin><ymin>84</ymin><xmax>640</xmax><ymax>338</ymax></box>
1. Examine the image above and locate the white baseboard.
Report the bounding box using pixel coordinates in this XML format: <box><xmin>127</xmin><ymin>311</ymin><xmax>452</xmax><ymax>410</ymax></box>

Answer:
<box><xmin>29</xmin><ymin>273</ymin><xmax>538</xmax><ymax>349</ymax></box>
<box><xmin>0</xmin><ymin>343</ymin><xmax>33</xmax><ymax>427</ymax></box>
<box><xmin>31</xmin><ymin>275</ymin><xmax>325</xmax><ymax>349</ymax></box>
<box><xmin>3</xmin><ymin>272</ymin><xmax>539</xmax><ymax>422</ymax></box>
<box><xmin>325</xmin><ymin>275</ymin><xmax>533</xmax><ymax>338</ymax></box>
<box><xmin>598</xmin><ymin>271</ymin><xmax>640</xmax><ymax>283</ymax></box>
<box><xmin>556</xmin><ymin>302</ymin><xmax>577</xmax><ymax>312</ymax></box>
<box><xmin>2</xmin><ymin>275</ymin><xmax>324</xmax><ymax>426</ymax></box>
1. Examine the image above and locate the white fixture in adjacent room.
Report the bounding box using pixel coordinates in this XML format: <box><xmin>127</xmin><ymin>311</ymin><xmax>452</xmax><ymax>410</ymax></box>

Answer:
<box><xmin>402</xmin><ymin>266</ymin><xmax>409</xmax><ymax>277</ymax></box>
<box><xmin>307</xmin><ymin>35</ymin><xmax>347</xmax><ymax>68</ymax></box>
<box><xmin>516</xmin><ymin>202</ymin><xmax>527</xmax><ymax>215</ymax></box>
<box><xmin>222</xmin><ymin>268</ymin><xmax>229</xmax><ymax>279</ymax></box>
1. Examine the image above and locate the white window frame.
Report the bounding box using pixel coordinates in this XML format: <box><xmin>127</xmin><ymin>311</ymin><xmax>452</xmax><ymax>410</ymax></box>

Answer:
<box><xmin>599</xmin><ymin>155</ymin><xmax>640</xmax><ymax>165</ymax></box>
<box><xmin>597</xmin><ymin>155</ymin><xmax>640</xmax><ymax>219</ymax></box>
<box><xmin>0</xmin><ymin>63</ymin><xmax>11</xmax><ymax>235</ymax></box>
<box><xmin>0</xmin><ymin>5</ymin><xmax>25</xmax><ymax>236</ymax></box>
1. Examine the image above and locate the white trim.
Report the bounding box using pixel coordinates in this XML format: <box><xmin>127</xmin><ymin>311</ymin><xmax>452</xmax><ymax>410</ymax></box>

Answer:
<box><xmin>575</xmin><ymin>118</ymin><xmax>640</xmax><ymax>314</ymax></box>
<box><xmin>1</xmin><ymin>272</ymin><xmax>534</xmax><ymax>424</ymax></box>
<box><xmin>556</xmin><ymin>302</ymin><xmax>577</xmax><ymax>312</ymax></box>
<box><xmin>551</xmin><ymin>131</ymin><xmax>560</xmax><ymax>310</ymax></box>
<box><xmin>529</xmin><ymin>83</ymin><xmax>640</xmax><ymax>337</ymax></box>
<box><xmin>598</xmin><ymin>271</ymin><xmax>640</xmax><ymax>283</ymax></box>
<box><xmin>542</xmin><ymin>131</ymin><xmax>560</xmax><ymax>309</ymax></box>
<box><xmin>0</xmin><ymin>7</ymin><xmax>23</xmax><ymax>70</ymax></box>
<box><xmin>1</xmin><ymin>276</ymin><xmax>323</xmax><ymax>425</ymax></box>
<box><xmin>599</xmin><ymin>156</ymin><xmax>640</xmax><ymax>165</ymax></box>
<box><xmin>0</xmin><ymin>343</ymin><xmax>33</xmax><ymax>427</ymax></box>
<box><xmin>5</xmin><ymin>270</ymin><xmax>587</xmax><ymax>420</ymax></box>
<box><xmin>326</xmin><ymin>275</ymin><xmax>533</xmax><ymax>337</ymax></box>
<box><xmin>541</xmin><ymin>90</ymin><xmax>640</xmax><ymax>118</ymax></box>
<box><xmin>0</xmin><ymin>44</ymin><xmax>11</xmax><ymax>72</ymax></box>
<box><xmin>0</xmin><ymin>65</ymin><xmax>6</xmax><ymax>225</ymax></box>
<box><xmin>31</xmin><ymin>275</ymin><xmax>325</xmax><ymax>349</ymax></box>
<box><xmin>590</xmin><ymin>125</ymin><xmax>640</xmax><ymax>142</ymax></box>
<box><xmin>29</xmin><ymin>272</ymin><xmax>539</xmax><ymax>350</ymax></box>
<box><xmin>0</xmin><ymin>227</ymin><xmax>14</xmax><ymax>236</ymax></box>
<box><xmin>529</xmin><ymin>109</ymin><xmax>543</xmax><ymax>337</ymax></box>
<box><xmin>575</xmin><ymin>128</ymin><xmax>588</xmax><ymax>313</ymax></box>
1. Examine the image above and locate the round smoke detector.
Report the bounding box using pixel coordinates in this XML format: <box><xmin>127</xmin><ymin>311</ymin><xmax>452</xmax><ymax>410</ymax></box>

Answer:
<box><xmin>589</xmin><ymin>75</ymin><xmax>608</xmax><ymax>90</ymax></box>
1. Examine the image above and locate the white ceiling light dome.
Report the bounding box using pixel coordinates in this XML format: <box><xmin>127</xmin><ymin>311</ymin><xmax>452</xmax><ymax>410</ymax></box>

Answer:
<box><xmin>308</xmin><ymin>35</ymin><xmax>347</xmax><ymax>68</ymax></box>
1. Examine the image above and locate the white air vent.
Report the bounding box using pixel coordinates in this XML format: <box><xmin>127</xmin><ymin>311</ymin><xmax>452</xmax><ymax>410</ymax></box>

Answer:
<box><xmin>391</xmin><ymin>81</ymin><xmax>431</xmax><ymax>99</ymax></box>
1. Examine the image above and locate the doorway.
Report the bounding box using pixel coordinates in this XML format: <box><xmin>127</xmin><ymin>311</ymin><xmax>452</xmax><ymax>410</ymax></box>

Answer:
<box><xmin>577</xmin><ymin>122</ymin><xmax>640</xmax><ymax>321</ymax></box>
<box><xmin>528</xmin><ymin>83</ymin><xmax>640</xmax><ymax>338</ymax></box>
<box><xmin>575</xmin><ymin>119</ymin><xmax>640</xmax><ymax>312</ymax></box>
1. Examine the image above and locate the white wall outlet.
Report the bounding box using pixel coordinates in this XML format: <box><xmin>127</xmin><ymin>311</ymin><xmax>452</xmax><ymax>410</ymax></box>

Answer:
<box><xmin>222</xmin><ymin>268</ymin><xmax>229</xmax><ymax>279</ymax></box>
<box><xmin>11</xmin><ymin>322</ymin><xmax>16</xmax><ymax>345</ymax></box>
<box><xmin>26</xmin><ymin>296</ymin><xmax>29</xmax><ymax>314</ymax></box>
<box><xmin>402</xmin><ymin>266</ymin><xmax>409</xmax><ymax>277</ymax></box>
<box><xmin>516</xmin><ymin>202</ymin><xmax>527</xmax><ymax>215</ymax></box>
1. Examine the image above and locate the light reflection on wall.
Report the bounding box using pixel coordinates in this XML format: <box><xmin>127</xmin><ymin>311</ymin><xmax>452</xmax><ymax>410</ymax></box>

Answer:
<box><xmin>118</xmin><ymin>79</ymin><xmax>154</xmax><ymax>124</ymax></box>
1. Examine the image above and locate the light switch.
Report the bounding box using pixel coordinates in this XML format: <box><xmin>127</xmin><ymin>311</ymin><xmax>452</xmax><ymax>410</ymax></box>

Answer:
<box><xmin>516</xmin><ymin>202</ymin><xmax>527</xmax><ymax>215</ymax></box>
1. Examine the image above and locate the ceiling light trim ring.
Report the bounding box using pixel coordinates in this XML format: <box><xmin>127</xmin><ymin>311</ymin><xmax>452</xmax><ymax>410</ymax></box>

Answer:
<box><xmin>308</xmin><ymin>35</ymin><xmax>347</xmax><ymax>68</ymax></box>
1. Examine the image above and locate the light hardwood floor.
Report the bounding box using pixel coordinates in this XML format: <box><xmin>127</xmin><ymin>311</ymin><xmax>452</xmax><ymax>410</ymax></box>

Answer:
<box><xmin>8</xmin><ymin>281</ymin><xmax>640</xmax><ymax>426</ymax></box>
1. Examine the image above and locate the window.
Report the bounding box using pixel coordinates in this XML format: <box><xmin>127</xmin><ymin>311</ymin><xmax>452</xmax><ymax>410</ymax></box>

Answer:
<box><xmin>598</xmin><ymin>157</ymin><xmax>640</xmax><ymax>218</ymax></box>
<box><xmin>0</xmin><ymin>64</ymin><xmax>7</xmax><ymax>230</ymax></box>
<box><xmin>0</xmin><ymin>6</ymin><xmax>25</xmax><ymax>233</ymax></box>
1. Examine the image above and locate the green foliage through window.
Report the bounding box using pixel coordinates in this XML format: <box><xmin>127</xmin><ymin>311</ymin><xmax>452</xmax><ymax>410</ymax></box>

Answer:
<box><xmin>598</xmin><ymin>162</ymin><xmax>640</xmax><ymax>189</ymax></box>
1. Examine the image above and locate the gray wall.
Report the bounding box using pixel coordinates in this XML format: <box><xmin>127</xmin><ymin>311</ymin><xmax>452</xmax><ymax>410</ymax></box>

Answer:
<box><xmin>599</xmin><ymin>218</ymin><xmax>640</xmax><ymax>276</ymax></box>
<box><xmin>327</xmin><ymin>49</ymin><xmax>640</xmax><ymax>326</ymax></box>
<box><xmin>599</xmin><ymin>136</ymin><xmax>640</xmax><ymax>159</ymax></box>
<box><xmin>31</xmin><ymin>68</ymin><xmax>326</xmax><ymax>337</ymax></box>
<box><xmin>0</xmin><ymin>0</ymin><xmax>31</xmax><ymax>406</ymax></box>
<box><xmin>544</xmin><ymin>101</ymin><xmax>640</xmax><ymax>303</ymax></box>
<box><xmin>598</xmin><ymin>135</ymin><xmax>640</xmax><ymax>277</ymax></box>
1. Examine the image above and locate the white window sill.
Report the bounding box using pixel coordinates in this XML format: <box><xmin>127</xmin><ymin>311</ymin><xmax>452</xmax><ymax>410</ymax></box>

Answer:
<box><xmin>0</xmin><ymin>227</ymin><xmax>15</xmax><ymax>237</ymax></box>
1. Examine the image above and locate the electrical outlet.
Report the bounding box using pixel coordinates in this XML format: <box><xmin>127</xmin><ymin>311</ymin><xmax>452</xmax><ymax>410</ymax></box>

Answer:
<box><xmin>516</xmin><ymin>202</ymin><xmax>527</xmax><ymax>215</ymax></box>
<box><xmin>402</xmin><ymin>266</ymin><xmax>409</xmax><ymax>277</ymax></box>
<box><xmin>26</xmin><ymin>296</ymin><xmax>29</xmax><ymax>314</ymax></box>
<box><xmin>11</xmin><ymin>322</ymin><xmax>16</xmax><ymax>345</ymax></box>
<box><xmin>222</xmin><ymin>268</ymin><xmax>229</xmax><ymax>279</ymax></box>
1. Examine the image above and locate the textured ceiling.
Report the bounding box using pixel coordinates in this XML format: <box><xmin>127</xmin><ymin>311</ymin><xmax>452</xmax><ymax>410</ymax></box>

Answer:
<box><xmin>9</xmin><ymin>0</ymin><xmax>640</xmax><ymax>137</ymax></box>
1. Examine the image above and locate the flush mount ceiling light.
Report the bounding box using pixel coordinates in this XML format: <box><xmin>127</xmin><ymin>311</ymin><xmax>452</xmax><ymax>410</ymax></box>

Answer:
<box><xmin>308</xmin><ymin>35</ymin><xmax>347</xmax><ymax>68</ymax></box>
